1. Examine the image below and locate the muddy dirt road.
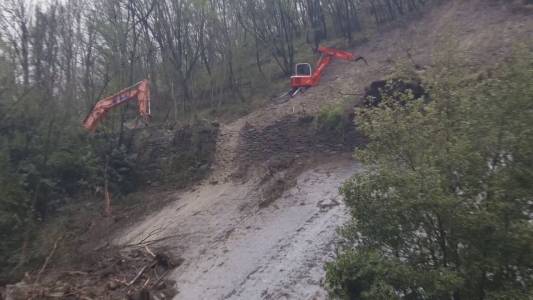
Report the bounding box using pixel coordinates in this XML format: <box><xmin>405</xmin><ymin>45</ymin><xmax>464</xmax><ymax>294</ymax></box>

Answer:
<box><xmin>174</xmin><ymin>160</ymin><xmax>362</xmax><ymax>300</ymax></box>
<box><xmin>118</xmin><ymin>159</ymin><xmax>361</xmax><ymax>299</ymax></box>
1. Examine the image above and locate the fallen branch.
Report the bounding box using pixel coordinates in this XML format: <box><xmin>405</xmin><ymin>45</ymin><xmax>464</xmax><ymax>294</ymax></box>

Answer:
<box><xmin>123</xmin><ymin>233</ymin><xmax>180</xmax><ymax>248</ymax></box>
<box><xmin>137</xmin><ymin>225</ymin><xmax>168</xmax><ymax>244</ymax></box>
<box><xmin>140</xmin><ymin>234</ymin><xmax>180</xmax><ymax>245</ymax></box>
<box><xmin>128</xmin><ymin>261</ymin><xmax>156</xmax><ymax>286</ymax></box>
<box><xmin>128</xmin><ymin>265</ymin><xmax>149</xmax><ymax>286</ymax></box>
<box><xmin>153</xmin><ymin>267</ymin><xmax>160</xmax><ymax>282</ymax></box>
<box><xmin>153</xmin><ymin>269</ymin><xmax>171</xmax><ymax>287</ymax></box>
<box><xmin>112</xmin><ymin>278</ymin><xmax>129</xmax><ymax>286</ymax></box>
<box><xmin>63</xmin><ymin>271</ymin><xmax>89</xmax><ymax>276</ymax></box>
<box><xmin>143</xmin><ymin>278</ymin><xmax>151</xmax><ymax>288</ymax></box>
<box><xmin>35</xmin><ymin>235</ymin><xmax>63</xmax><ymax>283</ymax></box>
<box><xmin>144</xmin><ymin>245</ymin><xmax>156</xmax><ymax>258</ymax></box>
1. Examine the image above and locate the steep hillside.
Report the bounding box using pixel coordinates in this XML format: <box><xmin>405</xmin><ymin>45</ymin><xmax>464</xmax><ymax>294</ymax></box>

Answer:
<box><xmin>3</xmin><ymin>0</ymin><xmax>530</xmax><ymax>299</ymax></box>
<box><xmin>109</xmin><ymin>1</ymin><xmax>532</xmax><ymax>299</ymax></box>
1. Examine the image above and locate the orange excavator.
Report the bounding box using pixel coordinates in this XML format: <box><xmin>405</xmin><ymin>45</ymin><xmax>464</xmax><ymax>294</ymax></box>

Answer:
<box><xmin>285</xmin><ymin>46</ymin><xmax>367</xmax><ymax>98</ymax></box>
<box><xmin>83</xmin><ymin>79</ymin><xmax>151</xmax><ymax>132</ymax></box>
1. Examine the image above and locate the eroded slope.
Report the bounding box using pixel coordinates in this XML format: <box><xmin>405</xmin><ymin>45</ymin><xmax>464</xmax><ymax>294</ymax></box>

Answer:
<box><xmin>116</xmin><ymin>1</ymin><xmax>532</xmax><ymax>299</ymax></box>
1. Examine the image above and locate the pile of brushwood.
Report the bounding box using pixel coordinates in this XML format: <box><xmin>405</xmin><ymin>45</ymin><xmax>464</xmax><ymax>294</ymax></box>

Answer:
<box><xmin>1</xmin><ymin>245</ymin><xmax>181</xmax><ymax>300</ymax></box>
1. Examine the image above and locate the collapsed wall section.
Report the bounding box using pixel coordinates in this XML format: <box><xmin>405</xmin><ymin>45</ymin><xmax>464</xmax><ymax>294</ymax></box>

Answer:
<box><xmin>235</xmin><ymin>112</ymin><xmax>366</xmax><ymax>177</ymax></box>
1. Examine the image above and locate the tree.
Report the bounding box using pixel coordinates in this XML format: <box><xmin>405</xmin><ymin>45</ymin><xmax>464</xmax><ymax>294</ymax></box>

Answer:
<box><xmin>325</xmin><ymin>0</ymin><xmax>361</xmax><ymax>42</ymax></box>
<box><xmin>326</xmin><ymin>48</ymin><xmax>533</xmax><ymax>299</ymax></box>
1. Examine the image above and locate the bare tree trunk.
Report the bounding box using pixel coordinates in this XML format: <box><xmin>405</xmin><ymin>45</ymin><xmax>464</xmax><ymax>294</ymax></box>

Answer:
<box><xmin>103</xmin><ymin>157</ymin><xmax>112</xmax><ymax>217</ymax></box>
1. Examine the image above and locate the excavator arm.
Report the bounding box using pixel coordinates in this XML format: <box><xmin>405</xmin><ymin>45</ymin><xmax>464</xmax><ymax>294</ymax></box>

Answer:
<box><xmin>83</xmin><ymin>80</ymin><xmax>151</xmax><ymax>132</ymax></box>
<box><xmin>317</xmin><ymin>46</ymin><xmax>359</xmax><ymax>61</ymax></box>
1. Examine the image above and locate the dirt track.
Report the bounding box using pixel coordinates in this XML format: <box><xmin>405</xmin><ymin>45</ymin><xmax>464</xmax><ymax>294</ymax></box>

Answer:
<box><xmin>173</xmin><ymin>160</ymin><xmax>361</xmax><ymax>299</ymax></box>
<box><xmin>115</xmin><ymin>1</ymin><xmax>532</xmax><ymax>299</ymax></box>
<box><xmin>116</xmin><ymin>156</ymin><xmax>361</xmax><ymax>299</ymax></box>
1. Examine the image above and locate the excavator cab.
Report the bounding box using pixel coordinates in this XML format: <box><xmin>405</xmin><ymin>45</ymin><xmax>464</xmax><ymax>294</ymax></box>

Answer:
<box><xmin>294</xmin><ymin>63</ymin><xmax>312</xmax><ymax>77</ymax></box>
<box><xmin>290</xmin><ymin>62</ymin><xmax>315</xmax><ymax>94</ymax></box>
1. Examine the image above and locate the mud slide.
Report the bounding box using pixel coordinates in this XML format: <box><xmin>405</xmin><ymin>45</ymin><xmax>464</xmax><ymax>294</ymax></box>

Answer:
<box><xmin>117</xmin><ymin>157</ymin><xmax>361</xmax><ymax>299</ymax></box>
<box><xmin>120</xmin><ymin>154</ymin><xmax>360</xmax><ymax>299</ymax></box>
<box><xmin>176</xmin><ymin>160</ymin><xmax>361</xmax><ymax>299</ymax></box>
<box><xmin>115</xmin><ymin>1</ymin><xmax>532</xmax><ymax>299</ymax></box>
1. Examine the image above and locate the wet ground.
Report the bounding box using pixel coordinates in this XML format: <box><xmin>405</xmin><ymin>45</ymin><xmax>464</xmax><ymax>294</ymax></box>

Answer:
<box><xmin>175</xmin><ymin>160</ymin><xmax>361</xmax><ymax>300</ymax></box>
<box><xmin>117</xmin><ymin>159</ymin><xmax>362</xmax><ymax>300</ymax></box>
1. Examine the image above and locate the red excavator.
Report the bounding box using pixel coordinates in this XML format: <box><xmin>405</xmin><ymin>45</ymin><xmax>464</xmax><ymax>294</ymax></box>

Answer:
<box><xmin>83</xmin><ymin>79</ymin><xmax>151</xmax><ymax>132</ymax></box>
<box><xmin>83</xmin><ymin>48</ymin><xmax>363</xmax><ymax>128</ymax></box>
<box><xmin>285</xmin><ymin>46</ymin><xmax>367</xmax><ymax>98</ymax></box>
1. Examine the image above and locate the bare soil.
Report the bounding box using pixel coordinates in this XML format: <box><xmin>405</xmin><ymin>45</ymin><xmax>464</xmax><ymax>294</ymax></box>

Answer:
<box><xmin>3</xmin><ymin>1</ymin><xmax>531</xmax><ymax>299</ymax></box>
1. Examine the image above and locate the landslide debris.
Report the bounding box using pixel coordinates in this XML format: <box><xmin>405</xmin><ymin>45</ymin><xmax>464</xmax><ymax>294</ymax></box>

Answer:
<box><xmin>132</xmin><ymin>121</ymin><xmax>219</xmax><ymax>187</ymax></box>
<box><xmin>237</xmin><ymin>113</ymin><xmax>365</xmax><ymax>177</ymax></box>
<box><xmin>2</xmin><ymin>246</ymin><xmax>181</xmax><ymax>300</ymax></box>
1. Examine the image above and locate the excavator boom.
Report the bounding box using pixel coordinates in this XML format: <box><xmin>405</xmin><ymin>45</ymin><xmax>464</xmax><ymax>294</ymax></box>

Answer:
<box><xmin>83</xmin><ymin>80</ymin><xmax>150</xmax><ymax>132</ymax></box>
<box><xmin>316</xmin><ymin>46</ymin><xmax>357</xmax><ymax>61</ymax></box>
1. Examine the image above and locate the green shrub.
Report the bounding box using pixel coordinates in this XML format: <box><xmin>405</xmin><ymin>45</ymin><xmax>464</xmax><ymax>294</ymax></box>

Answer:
<box><xmin>316</xmin><ymin>103</ymin><xmax>348</xmax><ymax>133</ymax></box>
<box><xmin>161</xmin><ymin>120</ymin><xmax>218</xmax><ymax>186</ymax></box>
<box><xmin>327</xmin><ymin>48</ymin><xmax>533</xmax><ymax>299</ymax></box>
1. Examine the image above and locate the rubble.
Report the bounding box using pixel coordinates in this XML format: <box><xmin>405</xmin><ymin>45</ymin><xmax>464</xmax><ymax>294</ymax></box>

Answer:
<box><xmin>2</xmin><ymin>246</ymin><xmax>180</xmax><ymax>300</ymax></box>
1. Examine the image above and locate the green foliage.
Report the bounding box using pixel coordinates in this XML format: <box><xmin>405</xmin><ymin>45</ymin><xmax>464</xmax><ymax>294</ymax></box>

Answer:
<box><xmin>326</xmin><ymin>250</ymin><xmax>463</xmax><ymax>299</ymax></box>
<box><xmin>161</xmin><ymin>120</ymin><xmax>218</xmax><ymax>186</ymax></box>
<box><xmin>316</xmin><ymin>103</ymin><xmax>349</xmax><ymax>133</ymax></box>
<box><xmin>0</xmin><ymin>154</ymin><xmax>30</xmax><ymax>275</ymax></box>
<box><xmin>326</xmin><ymin>48</ymin><xmax>533</xmax><ymax>299</ymax></box>
<box><xmin>0</xmin><ymin>125</ymin><xmax>100</xmax><ymax>277</ymax></box>
<box><xmin>0</xmin><ymin>93</ymin><xmax>137</xmax><ymax>279</ymax></box>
